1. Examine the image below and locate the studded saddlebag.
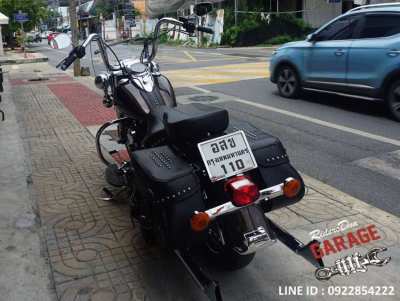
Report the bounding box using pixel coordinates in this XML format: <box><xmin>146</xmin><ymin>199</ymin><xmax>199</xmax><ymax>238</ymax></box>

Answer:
<box><xmin>131</xmin><ymin>145</ymin><xmax>205</xmax><ymax>248</ymax></box>
<box><xmin>227</xmin><ymin>120</ymin><xmax>305</xmax><ymax>211</ymax></box>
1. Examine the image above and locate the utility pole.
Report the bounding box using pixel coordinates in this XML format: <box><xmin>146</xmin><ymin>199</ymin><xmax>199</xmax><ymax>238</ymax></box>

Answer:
<box><xmin>70</xmin><ymin>0</ymin><xmax>80</xmax><ymax>76</ymax></box>
<box><xmin>234</xmin><ymin>0</ymin><xmax>238</xmax><ymax>26</ymax></box>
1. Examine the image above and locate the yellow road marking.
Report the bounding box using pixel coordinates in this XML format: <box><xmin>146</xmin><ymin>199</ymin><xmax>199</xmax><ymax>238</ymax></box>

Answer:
<box><xmin>183</xmin><ymin>51</ymin><xmax>197</xmax><ymax>62</ymax></box>
<box><xmin>164</xmin><ymin>62</ymin><xmax>269</xmax><ymax>87</ymax></box>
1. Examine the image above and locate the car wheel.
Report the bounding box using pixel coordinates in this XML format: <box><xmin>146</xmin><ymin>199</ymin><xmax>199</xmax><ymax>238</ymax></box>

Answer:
<box><xmin>386</xmin><ymin>79</ymin><xmax>400</xmax><ymax>121</ymax></box>
<box><xmin>276</xmin><ymin>65</ymin><xmax>300</xmax><ymax>98</ymax></box>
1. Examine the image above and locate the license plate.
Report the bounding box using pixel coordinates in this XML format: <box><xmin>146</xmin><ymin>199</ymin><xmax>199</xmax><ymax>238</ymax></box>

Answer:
<box><xmin>197</xmin><ymin>131</ymin><xmax>258</xmax><ymax>182</ymax></box>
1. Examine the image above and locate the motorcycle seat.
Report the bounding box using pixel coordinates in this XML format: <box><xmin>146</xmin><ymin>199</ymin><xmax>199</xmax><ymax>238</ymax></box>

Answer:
<box><xmin>163</xmin><ymin>103</ymin><xmax>229</xmax><ymax>142</ymax></box>
<box><xmin>143</xmin><ymin>103</ymin><xmax>229</xmax><ymax>146</ymax></box>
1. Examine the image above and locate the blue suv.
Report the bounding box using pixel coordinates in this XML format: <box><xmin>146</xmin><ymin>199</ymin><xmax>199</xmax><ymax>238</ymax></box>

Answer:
<box><xmin>270</xmin><ymin>3</ymin><xmax>400</xmax><ymax>121</ymax></box>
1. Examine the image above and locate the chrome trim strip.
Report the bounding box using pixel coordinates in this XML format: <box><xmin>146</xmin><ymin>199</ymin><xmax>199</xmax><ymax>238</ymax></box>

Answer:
<box><xmin>348</xmin><ymin>2</ymin><xmax>400</xmax><ymax>13</ymax></box>
<box><xmin>347</xmin><ymin>84</ymin><xmax>375</xmax><ymax>90</ymax></box>
<box><xmin>303</xmin><ymin>87</ymin><xmax>381</xmax><ymax>101</ymax></box>
<box><xmin>305</xmin><ymin>80</ymin><xmax>374</xmax><ymax>90</ymax></box>
<box><xmin>305</xmin><ymin>80</ymin><xmax>347</xmax><ymax>87</ymax></box>
<box><xmin>204</xmin><ymin>179</ymin><xmax>289</xmax><ymax>221</ymax></box>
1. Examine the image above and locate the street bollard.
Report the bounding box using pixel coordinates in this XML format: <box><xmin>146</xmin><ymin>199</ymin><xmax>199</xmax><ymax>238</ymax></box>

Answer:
<box><xmin>0</xmin><ymin>95</ymin><xmax>4</xmax><ymax>121</ymax></box>
<box><xmin>0</xmin><ymin>68</ymin><xmax>3</xmax><ymax>93</ymax></box>
<box><xmin>0</xmin><ymin>68</ymin><xmax>4</xmax><ymax>120</ymax></box>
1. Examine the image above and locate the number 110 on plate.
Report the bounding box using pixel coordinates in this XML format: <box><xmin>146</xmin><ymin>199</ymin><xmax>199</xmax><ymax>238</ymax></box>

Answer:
<box><xmin>197</xmin><ymin>131</ymin><xmax>258</xmax><ymax>182</ymax></box>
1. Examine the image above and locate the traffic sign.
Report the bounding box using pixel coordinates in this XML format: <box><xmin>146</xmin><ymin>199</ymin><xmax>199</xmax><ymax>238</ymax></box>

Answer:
<box><xmin>126</xmin><ymin>19</ymin><xmax>136</xmax><ymax>27</ymax></box>
<box><xmin>14</xmin><ymin>12</ymin><xmax>29</xmax><ymax>23</ymax></box>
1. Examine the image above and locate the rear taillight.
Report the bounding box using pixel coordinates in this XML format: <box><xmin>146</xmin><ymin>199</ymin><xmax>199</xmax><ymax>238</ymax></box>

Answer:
<box><xmin>225</xmin><ymin>175</ymin><xmax>260</xmax><ymax>207</ymax></box>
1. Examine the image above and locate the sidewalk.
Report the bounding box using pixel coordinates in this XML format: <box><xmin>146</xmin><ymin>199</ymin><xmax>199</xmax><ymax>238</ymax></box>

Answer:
<box><xmin>0</xmin><ymin>71</ymin><xmax>54</xmax><ymax>300</ymax></box>
<box><xmin>0</xmin><ymin>50</ymin><xmax>48</xmax><ymax>65</ymax></box>
<box><xmin>2</xmin><ymin>61</ymin><xmax>400</xmax><ymax>300</ymax></box>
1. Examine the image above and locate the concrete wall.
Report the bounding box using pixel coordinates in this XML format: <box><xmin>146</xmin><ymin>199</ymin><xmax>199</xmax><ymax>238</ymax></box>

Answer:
<box><xmin>303</xmin><ymin>0</ymin><xmax>342</xmax><ymax>28</ymax></box>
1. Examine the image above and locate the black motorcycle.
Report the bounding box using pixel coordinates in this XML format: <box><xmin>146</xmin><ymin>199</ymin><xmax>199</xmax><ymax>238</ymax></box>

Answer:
<box><xmin>52</xmin><ymin>4</ymin><xmax>324</xmax><ymax>300</ymax></box>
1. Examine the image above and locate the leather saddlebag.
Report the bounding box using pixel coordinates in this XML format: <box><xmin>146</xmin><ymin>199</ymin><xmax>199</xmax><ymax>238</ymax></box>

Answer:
<box><xmin>131</xmin><ymin>145</ymin><xmax>205</xmax><ymax>248</ymax></box>
<box><xmin>227</xmin><ymin>120</ymin><xmax>305</xmax><ymax>210</ymax></box>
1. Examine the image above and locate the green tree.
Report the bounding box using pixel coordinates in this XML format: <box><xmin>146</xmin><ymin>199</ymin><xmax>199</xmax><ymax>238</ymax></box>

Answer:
<box><xmin>0</xmin><ymin>0</ymin><xmax>49</xmax><ymax>40</ymax></box>
<box><xmin>43</xmin><ymin>9</ymin><xmax>61</xmax><ymax>31</ymax></box>
<box><xmin>95</xmin><ymin>0</ymin><xmax>114</xmax><ymax>20</ymax></box>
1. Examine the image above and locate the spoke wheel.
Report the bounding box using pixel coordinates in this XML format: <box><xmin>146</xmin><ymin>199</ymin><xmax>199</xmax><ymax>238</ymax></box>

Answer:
<box><xmin>386</xmin><ymin>80</ymin><xmax>400</xmax><ymax>122</ymax></box>
<box><xmin>276</xmin><ymin>66</ymin><xmax>300</xmax><ymax>98</ymax></box>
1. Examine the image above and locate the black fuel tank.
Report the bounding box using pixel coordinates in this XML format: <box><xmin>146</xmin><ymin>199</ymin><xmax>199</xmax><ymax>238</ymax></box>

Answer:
<box><xmin>115</xmin><ymin>82</ymin><xmax>151</xmax><ymax>118</ymax></box>
<box><xmin>115</xmin><ymin>75</ymin><xmax>177</xmax><ymax>118</ymax></box>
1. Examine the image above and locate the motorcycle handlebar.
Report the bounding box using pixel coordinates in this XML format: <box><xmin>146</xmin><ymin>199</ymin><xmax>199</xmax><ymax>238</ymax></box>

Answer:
<box><xmin>93</xmin><ymin>37</ymin><xmax>147</xmax><ymax>55</ymax></box>
<box><xmin>56</xmin><ymin>18</ymin><xmax>213</xmax><ymax>72</ymax></box>
<box><xmin>56</xmin><ymin>46</ymin><xmax>86</xmax><ymax>71</ymax></box>
<box><xmin>56</xmin><ymin>52</ymin><xmax>76</xmax><ymax>71</ymax></box>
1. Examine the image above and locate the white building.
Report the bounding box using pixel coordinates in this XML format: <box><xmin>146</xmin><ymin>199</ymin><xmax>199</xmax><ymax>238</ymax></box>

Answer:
<box><xmin>0</xmin><ymin>11</ymin><xmax>9</xmax><ymax>56</ymax></box>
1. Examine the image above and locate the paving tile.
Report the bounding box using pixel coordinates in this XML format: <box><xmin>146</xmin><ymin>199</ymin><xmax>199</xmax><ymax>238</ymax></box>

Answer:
<box><xmin>288</xmin><ymin>186</ymin><xmax>359</xmax><ymax>223</ymax></box>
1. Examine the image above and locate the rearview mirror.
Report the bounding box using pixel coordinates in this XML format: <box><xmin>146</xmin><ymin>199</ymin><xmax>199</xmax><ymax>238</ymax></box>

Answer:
<box><xmin>307</xmin><ymin>32</ymin><xmax>320</xmax><ymax>42</ymax></box>
<box><xmin>49</xmin><ymin>33</ymin><xmax>72</xmax><ymax>49</ymax></box>
<box><xmin>194</xmin><ymin>2</ymin><xmax>213</xmax><ymax>16</ymax></box>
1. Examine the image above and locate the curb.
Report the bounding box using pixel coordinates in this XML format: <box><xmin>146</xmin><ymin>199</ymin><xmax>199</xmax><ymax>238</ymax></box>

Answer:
<box><xmin>0</xmin><ymin>57</ymin><xmax>49</xmax><ymax>65</ymax></box>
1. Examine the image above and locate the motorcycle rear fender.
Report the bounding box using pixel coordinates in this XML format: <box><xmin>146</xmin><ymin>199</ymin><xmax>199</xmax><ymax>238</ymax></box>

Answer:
<box><xmin>217</xmin><ymin>205</ymin><xmax>277</xmax><ymax>253</ymax></box>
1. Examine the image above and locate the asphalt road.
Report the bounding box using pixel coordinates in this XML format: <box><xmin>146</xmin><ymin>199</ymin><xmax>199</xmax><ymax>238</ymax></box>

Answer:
<box><xmin>34</xmin><ymin>41</ymin><xmax>400</xmax><ymax>216</ymax></box>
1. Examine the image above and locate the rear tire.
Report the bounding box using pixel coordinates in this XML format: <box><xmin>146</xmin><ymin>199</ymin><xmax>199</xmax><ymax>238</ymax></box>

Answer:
<box><xmin>206</xmin><ymin>247</ymin><xmax>255</xmax><ymax>270</ymax></box>
<box><xmin>276</xmin><ymin>65</ymin><xmax>301</xmax><ymax>98</ymax></box>
<box><xmin>205</xmin><ymin>226</ymin><xmax>255</xmax><ymax>270</ymax></box>
<box><xmin>206</xmin><ymin>247</ymin><xmax>256</xmax><ymax>271</ymax></box>
<box><xmin>386</xmin><ymin>79</ymin><xmax>400</xmax><ymax>121</ymax></box>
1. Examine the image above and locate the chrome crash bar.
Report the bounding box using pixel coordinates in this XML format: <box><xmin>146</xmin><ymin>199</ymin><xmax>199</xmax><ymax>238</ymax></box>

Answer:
<box><xmin>204</xmin><ymin>177</ymin><xmax>295</xmax><ymax>221</ymax></box>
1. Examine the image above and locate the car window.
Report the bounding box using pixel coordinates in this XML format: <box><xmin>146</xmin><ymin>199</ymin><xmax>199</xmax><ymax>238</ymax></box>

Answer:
<box><xmin>317</xmin><ymin>16</ymin><xmax>358</xmax><ymax>41</ymax></box>
<box><xmin>359</xmin><ymin>14</ymin><xmax>400</xmax><ymax>39</ymax></box>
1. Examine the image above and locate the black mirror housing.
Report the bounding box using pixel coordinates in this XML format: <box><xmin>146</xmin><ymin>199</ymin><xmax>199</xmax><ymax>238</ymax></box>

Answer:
<box><xmin>307</xmin><ymin>32</ymin><xmax>322</xmax><ymax>42</ymax></box>
<box><xmin>194</xmin><ymin>3</ymin><xmax>213</xmax><ymax>16</ymax></box>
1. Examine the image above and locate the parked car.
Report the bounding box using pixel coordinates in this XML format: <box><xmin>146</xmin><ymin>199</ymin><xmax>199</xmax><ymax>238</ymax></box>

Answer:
<box><xmin>26</xmin><ymin>31</ymin><xmax>41</xmax><ymax>42</ymax></box>
<box><xmin>270</xmin><ymin>3</ymin><xmax>400</xmax><ymax>121</ymax></box>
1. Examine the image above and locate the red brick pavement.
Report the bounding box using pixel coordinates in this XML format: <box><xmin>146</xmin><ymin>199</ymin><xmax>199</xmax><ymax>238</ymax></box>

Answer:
<box><xmin>48</xmin><ymin>82</ymin><xmax>116</xmax><ymax>126</ymax></box>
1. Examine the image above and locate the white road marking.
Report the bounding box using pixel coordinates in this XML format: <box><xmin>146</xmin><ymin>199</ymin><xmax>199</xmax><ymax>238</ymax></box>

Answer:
<box><xmin>183</xmin><ymin>51</ymin><xmax>197</xmax><ymax>62</ymax></box>
<box><xmin>191</xmin><ymin>86</ymin><xmax>212</xmax><ymax>93</ymax></box>
<box><xmin>194</xmin><ymin>86</ymin><xmax>400</xmax><ymax>147</ymax></box>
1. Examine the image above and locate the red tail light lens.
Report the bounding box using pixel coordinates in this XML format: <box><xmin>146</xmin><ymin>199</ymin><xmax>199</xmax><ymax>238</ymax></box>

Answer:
<box><xmin>225</xmin><ymin>176</ymin><xmax>260</xmax><ymax>207</ymax></box>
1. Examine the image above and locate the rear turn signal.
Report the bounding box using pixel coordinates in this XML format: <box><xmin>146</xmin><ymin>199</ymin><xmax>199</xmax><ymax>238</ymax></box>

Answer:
<box><xmin>190</xmin><ymin>212</ymin><xmax>210</xmax><ymax>232</ymax></box>
<box><xmin>225</xmin><ymin>175</ymin><xmax>260</xmax><ymax>207</ymax></box>
<box><xmin>283</xmin><ymin>178</ymin><xmax>301</xmax><ymax>198</ymax></box>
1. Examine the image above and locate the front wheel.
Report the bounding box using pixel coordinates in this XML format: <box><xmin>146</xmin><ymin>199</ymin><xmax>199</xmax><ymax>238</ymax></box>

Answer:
<box><xmin>386</xmin><ymin>79</ymin><xmax>400</xmax><ymax>121</ymax></box>
<box><xmin>276</xmin><ymin>65</ymin><xmax>301</xmax><ymax>98</ymax></box>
